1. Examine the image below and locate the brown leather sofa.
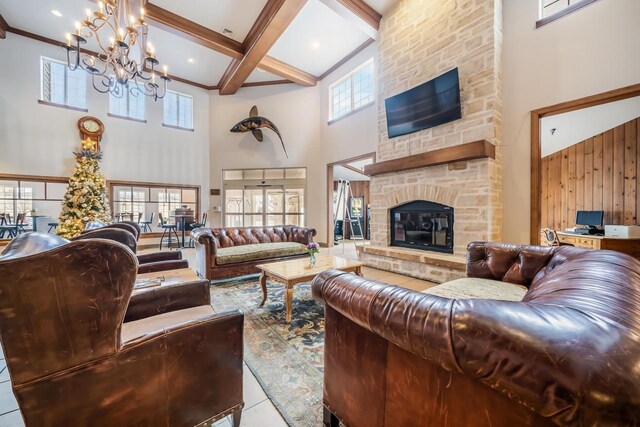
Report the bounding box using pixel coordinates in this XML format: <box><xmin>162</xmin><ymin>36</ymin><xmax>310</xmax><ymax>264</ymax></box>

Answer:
<box><xmin>312</xmin><ymin>242</ymin><xmax>640</xmax><ymax>427</ymax></box>
<box><xmin>192</xmin><ymin>225</ymin><xmax>317</xmax><ymax>280</ymax></box>
<box><xmin>0</xmin><ymin>232</ymin><xmax>243</xmax><ymax>426</ymax></box>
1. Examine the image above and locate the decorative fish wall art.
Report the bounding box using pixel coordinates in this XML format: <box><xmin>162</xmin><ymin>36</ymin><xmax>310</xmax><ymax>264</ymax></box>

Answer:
<box><xmin>230</xmin><ymin>106</ymin><xmax>288</xmax><ymax>158</ymax></box>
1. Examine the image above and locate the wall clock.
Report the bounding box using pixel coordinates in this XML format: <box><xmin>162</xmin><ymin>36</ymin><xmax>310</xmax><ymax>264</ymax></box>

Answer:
<box><xmin>77</xmin><ymin>116</ymin><xmax>105</xmax><ymax>150</ymax></box>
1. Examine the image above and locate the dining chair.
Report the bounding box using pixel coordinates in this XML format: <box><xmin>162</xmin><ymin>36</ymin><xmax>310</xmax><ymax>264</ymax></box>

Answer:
<box><xmin>188</xmin><ymin>213</ymin><xmax>208</xmax><ymax>247</ymax></box>
<box><xmin>158</xmin><ymin>213</ymin><xmax>180</xmax><ymax>250</ymax></box>
<box><xmin>139</xmin><ymin>212</ymin><xmax>154</xmax><ymax>232</ymax></box>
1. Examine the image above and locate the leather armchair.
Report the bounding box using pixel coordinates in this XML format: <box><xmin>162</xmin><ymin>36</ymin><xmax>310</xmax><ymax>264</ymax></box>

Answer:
<box><xmin>0</xmin><ymin>233</ymin><xmax>243</xmax><ymax>426</ymax></box>
<box><xmin>76</xmin><ymin>227</ymin><xmax>188</xmax><ymax>273</ymax></box>
<box><xmin>312</xmin><ymin>242</ymin><xmax>640</xmax><ymax>427</ymax></box>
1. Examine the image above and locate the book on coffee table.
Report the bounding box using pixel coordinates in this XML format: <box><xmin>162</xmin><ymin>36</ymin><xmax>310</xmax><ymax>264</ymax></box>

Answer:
<box><xmin>134</xmin><ymin>276</ymin><xmax>165</xmax><ymax>289</ymax></box>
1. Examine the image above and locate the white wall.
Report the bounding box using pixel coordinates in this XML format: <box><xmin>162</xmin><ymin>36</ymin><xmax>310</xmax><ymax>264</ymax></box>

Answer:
<box><xmin>209</xmin><ymin>43</ymin><xmax>378</xmax><ymax>243</ymax></box>
<box><xmin>503</xmin><ymin>0</ymin><xmax>640</xmax><ymax>243</ymax></box>
<box><xmin>0</xmin><ymin>33</ymin><xmax>211</xmax><ymax>217</ymax></box>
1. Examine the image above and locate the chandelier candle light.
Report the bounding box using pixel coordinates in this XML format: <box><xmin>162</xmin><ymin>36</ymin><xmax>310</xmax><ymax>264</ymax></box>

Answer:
<box><xmin>62</xmin><ymin>0</ymin><xmax>170</xmax><ymax>100</ymax></box>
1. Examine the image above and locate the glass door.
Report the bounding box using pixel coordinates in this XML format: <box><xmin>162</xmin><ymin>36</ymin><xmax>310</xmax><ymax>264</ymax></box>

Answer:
<box><xmin>238</xmin><ymin>186</ymin><xmax>285</xmax><ymax>227</ymax></box>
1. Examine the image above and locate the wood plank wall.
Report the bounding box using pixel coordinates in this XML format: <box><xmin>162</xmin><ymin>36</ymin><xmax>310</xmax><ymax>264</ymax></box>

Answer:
<box><xmin>541</xmin><ymin>117</ymin><xmax>639</xmax><ymax>230</ymax></box>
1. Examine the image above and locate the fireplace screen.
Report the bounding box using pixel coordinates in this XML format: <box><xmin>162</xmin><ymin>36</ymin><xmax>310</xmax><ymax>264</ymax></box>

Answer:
<box><xmin>390</xmin><ymin>200</ymin><xmax>454</xmax><ymax>253</ymax></box>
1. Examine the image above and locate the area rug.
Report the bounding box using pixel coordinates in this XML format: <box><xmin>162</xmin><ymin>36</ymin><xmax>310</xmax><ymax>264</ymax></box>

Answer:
<box><xmin>210</xmin><ymin>277</ymin><xmax>325</xmax><ymax>427</ymax></box>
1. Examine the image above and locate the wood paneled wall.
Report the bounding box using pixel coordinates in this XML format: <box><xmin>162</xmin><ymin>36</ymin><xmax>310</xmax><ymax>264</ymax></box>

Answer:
<box><xmin>541</xmin><ymin>117</ymin><xmax>639</xmax><ymax>230</ymax></box>
<box><xmin>334</xmin><ymin>180</ymin><xmax>370</xmax><ymax>238</ymax></box>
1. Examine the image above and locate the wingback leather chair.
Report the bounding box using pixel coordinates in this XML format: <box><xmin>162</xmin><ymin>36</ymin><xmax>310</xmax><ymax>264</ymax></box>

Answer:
<box><xmin>312</xmin><ymin>242</ymin><xmax>640</xmax><ymax>426</ymax></box>
<box><xmin>80</xmin><ymin>222</ymin><xmax>188</xmax><ymax>273</ymax></box>
<box><xmin>0</xmin><ymin>233</ymin><xmax>244</xmax><ymax>426</ymax></box>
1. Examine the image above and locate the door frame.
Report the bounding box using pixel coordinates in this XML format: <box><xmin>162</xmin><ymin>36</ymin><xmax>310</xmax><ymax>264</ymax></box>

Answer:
<box><xmin>530</xmin><ymin>83</ymin><xmax>640</xmax><ymax>244</ymax></box>
<box><xmin>326</xmin><ymin>152</ymin><xmax>376</xmax><ymax>247</ymax></box>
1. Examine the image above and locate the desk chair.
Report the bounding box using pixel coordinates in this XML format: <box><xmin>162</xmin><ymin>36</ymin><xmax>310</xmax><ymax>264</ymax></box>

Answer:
<box><xmin>542</xmin><ymin>228</ymin><xmax>574</xmax><ymax>247</ymax></box>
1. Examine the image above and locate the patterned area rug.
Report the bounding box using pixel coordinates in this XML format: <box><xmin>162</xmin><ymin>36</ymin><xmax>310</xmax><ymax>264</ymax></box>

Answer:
<box><xmin>210</xmin><ymin>278</ymin><xmax>325</xmax><ymax>427</ymax></box>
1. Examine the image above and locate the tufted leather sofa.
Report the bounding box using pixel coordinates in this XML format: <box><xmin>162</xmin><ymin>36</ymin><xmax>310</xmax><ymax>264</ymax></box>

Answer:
<box><xmin>0</xmin><ymin>232</ymin><xmax>244</xmax><ymax>426</ymax></box>
<box><xmin>312</xmin><ymin>241</ymin><xmax>640</xmax><ymax>427</ymax></box>
<box><xmin>192</xmin><ymin>225</ymin><xmax>317</xmax><ymax>280</ymax></box>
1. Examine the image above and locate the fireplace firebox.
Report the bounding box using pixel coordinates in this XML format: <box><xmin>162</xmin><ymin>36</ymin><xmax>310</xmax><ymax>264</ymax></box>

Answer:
<box><xmin>390</xmin><ymin>200</ymin><xmax>454</xmax><ymax>253</ymax></box>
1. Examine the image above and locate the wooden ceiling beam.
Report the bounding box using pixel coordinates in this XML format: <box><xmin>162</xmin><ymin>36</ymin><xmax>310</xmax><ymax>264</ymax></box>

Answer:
<box><xmin>218</xmin><ymin>0</ymin><xmax>308</xmax><ymax>95</ymax></box>
<box><xmin>0</xmin><ymin>14</ymin><xmax>9</xmax><ymax>39</ymax></box>
<box><xmin>336</xmin><ymin>0</ymin><xmax>382</xmax><ymax>30</ymax></box>
<box><xmin>257</xmin><ymin>55</ymin><xmax>317</xmax><ymax>87</ymax></box>
<box><xmin>144</xmin><ymin>3</ymin><xmax>244</xmax><ymax>60</ymax></box>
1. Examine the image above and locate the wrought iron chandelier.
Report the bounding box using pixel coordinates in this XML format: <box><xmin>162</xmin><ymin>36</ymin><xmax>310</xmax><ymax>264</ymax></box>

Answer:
<box><xmin>62</xmin><ymin>0</ymin><xmax>170</xmax><ymax>100</ymax></box>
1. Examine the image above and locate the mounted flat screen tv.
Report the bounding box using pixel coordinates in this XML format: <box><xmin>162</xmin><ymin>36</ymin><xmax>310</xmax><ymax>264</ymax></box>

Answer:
<box><xmin>385</xmin><ymin>68</ymin><xmax>462</xmax><ymax>138</ymax></box>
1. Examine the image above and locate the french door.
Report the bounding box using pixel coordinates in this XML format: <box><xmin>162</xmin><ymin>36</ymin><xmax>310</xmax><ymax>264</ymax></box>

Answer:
<box><xmin>224</xmin><ymin>186</ymin><xmax>305</xmax><ymax>228</ymax></box>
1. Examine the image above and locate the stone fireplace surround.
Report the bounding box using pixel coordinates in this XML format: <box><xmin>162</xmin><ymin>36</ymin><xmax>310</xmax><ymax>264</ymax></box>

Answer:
<box><xmin>357</xmin><ymin>0</ymin><xmax>504</xmax><ymax>284</ymax></box>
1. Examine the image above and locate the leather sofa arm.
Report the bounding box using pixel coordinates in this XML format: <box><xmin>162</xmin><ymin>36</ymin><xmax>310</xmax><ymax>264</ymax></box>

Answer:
<box><xmin>311</xmin><ymin>270</ymin><xmax>461</xmax><ymax>373</ymax></box>
<box><xmin>191</xmin><ymin>228</ymin><xmax>218</xmax><ymax>257</ymax></box>
<box><xmin>125</xmin><ymin>279</ymin><xmax>210</xmax><ymax>322</ymax></box>
<box><xmin>137</xmin><ymin>251</ymin><xmax>183</xmax><ymax>264</ymax></box>
<box><xmin>137</xmin><ymin>259</ymin><xmax>189</xmax><ymax>274</ymax></box>
<box><xmin>466</xmin><ymin>241</ymin><xmax>557</xmax><ymax>287</ymax></box>
<box><xmin>291</xmin><ymin>226</ymin><xmax>317</xmax><ymax>245</ymax></box>
<box><xmin>121</xmin><ymin>310</ymin><xmax>244</xmax><ymax>420</ymax></box>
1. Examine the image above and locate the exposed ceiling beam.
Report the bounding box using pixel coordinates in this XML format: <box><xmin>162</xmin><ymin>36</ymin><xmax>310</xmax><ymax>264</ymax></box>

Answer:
<box><xmin>218</xmin><ymin>0</ymin><xmax>308</xmax><ymax>95</ymax></box>
<box><xmin>258</xmin><ymin>55</ymin><xmax>317</xmax><ymax>87</ymax></box>
<box><xmin>0</xmin><ymin>14</ymin><xmax>8</xmax><ymax>39</ymax></box>
<box><xmin>318</xmin><ymin>0</ymin><xmax>379</xmax><ymax>39</ymax></box>
<box><xmin>337</xmin><ymin>0</ymin><xmax>382</xmax><ymax>30</ymax></box>
<box><xmin>144</xmin><ymin>3</ymin><xmax>244</xmax><ymax>60</ymax></box>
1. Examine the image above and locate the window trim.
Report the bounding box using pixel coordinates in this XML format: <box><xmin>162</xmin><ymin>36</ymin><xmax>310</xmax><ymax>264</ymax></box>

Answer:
<box><xmin>536</xmin><ymin>0</ymin><xmax>600</xmax><ymax>28</ymax></box>
<box><xmin>328</xmin><ymin>58</ymin><xmax>375</xmax><ymax>124</ymax></box>
<box><xmin>40</xmin><ymin>56</ymin><xmax>87</xmax><ymax>110</ymax></box>
<box><xmin>107</xmin><ymin>112</ymin><xmax>147</xmax><ymax>124</ymax></box>
<box><xmin>163</xmin><ymin>90</ymin><xmax>194</xmax><ymax>131</ymax></box>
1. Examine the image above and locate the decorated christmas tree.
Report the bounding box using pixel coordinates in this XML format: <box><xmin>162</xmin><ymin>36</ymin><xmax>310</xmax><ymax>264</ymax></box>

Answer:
<box><xmin>57</xmin><ymin>138</ymin><xmax>111</xmax><ymax>238</ymax></box>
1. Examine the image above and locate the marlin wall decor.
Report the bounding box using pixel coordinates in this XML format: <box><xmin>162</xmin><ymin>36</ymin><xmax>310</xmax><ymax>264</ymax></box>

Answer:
<box><xmin>230</xmin><ymin>106</ymin><xmax>288</xmax><ymax>158</ymax></box>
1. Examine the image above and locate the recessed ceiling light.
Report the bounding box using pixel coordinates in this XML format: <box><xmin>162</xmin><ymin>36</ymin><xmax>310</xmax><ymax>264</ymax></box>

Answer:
<box><xmin>187</xmin><ymin>58</ymin><xmax>194</xmax><ymax>63</ymax></box>
<box><xmin>311</xmin><ymin>41</ymin><xmax>321</xmax><ymax>50</ymax></box>
<box><xmin>51</xmin><ymin>10</ymin><xmax>63</xmax><ymax>17</ymax></box>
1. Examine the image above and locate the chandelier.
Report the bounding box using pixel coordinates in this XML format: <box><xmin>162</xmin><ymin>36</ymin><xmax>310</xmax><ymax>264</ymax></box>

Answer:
<box><xmin>62</xmin><ymin>0</ymin><xmax>170</xmax><ymax>100</ymax></box>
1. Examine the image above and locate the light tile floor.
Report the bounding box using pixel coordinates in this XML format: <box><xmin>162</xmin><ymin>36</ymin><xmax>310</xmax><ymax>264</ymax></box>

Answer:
<box><xmin>0</xmin><ymin>243</ymin><xmax>435</xmax><ymax>426</ymax></box>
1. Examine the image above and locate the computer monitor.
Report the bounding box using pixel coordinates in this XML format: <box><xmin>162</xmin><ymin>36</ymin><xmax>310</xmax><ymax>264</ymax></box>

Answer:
<box><xmin>576</xmin><ymin>210</ymin><xmax>604</xmax><ymax>227</ymax></box>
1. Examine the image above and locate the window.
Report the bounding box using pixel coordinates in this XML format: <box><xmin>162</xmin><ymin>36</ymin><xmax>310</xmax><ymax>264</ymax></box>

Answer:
<box><xmin>329</xmin><ymin>59</ymin><xmax>374</xmax><ymax>123</ymax></box>
<box><xmin>41</xmin><ymin>57</ymin><xmax>87</xmax><ymax>109</ymax></box>
<box><xmin>109</xmin><ymin>82</ymin><xmax>146</xmax><ymax>121</ymax></box>
<box><xmin>109</xmin><ymin>182</ymin><xmax>199</xmax><ymax>232</ymax></box>
<box><xmin>0</xmin><ymin>175</ymin><xmax>68</xmax><ymax>234</ymax></box>
<box><xmin>164</xmin><ymin>91</ymin><xmax>194</xmax><ymax>130</ymax></box>
<box><xmin>538</xmin><ymin>0</ymin><xmax>598</xmax><ymax>25</ymax></box>
<box><xmin>223</xmin><ymin>168</ymin><xmax>306</xmax><ymax>228</ymax></box>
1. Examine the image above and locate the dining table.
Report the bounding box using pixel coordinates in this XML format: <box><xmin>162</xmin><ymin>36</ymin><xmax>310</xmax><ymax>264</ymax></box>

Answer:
<box><xmin>170</xmin><ymin>214</ymin><xmax>193</xmax><ymax>248</ymax></box>
<box><xmin>26</xmin><ymin>215</ymin><xmax>47</xmax><ymax>232</ymax></box>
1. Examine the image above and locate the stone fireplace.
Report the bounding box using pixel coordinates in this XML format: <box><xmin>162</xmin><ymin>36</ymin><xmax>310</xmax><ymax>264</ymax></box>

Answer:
<box><xmin>357</xmin><ymin>0</ymin><xmax>503</xmax><ymax>284</ymax></box>
<box><xmin>390</xmin><ymin>200</ymin><xmax>454</xmax><ymax>253</ymax></box>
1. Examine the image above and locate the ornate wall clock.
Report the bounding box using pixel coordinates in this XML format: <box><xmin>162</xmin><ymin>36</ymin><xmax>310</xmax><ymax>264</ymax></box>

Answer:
<box><xmin>77</xmin><ymin>116</ymin><xmax>105</xmax><ymax>150</ymax></box>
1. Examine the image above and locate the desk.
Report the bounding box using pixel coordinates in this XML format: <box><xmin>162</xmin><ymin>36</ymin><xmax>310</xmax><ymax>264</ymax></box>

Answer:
<box><xmin>541</xmin><ymin>231</ymin><xmax>640</xmax><ymax>259</ymax></box>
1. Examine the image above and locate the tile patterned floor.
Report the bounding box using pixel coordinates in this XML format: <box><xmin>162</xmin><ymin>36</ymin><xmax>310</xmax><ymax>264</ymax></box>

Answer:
<box><xmin>0</xmin><ymin>244</ymin><xmax>435</xmax><ymax>426</ymax></box>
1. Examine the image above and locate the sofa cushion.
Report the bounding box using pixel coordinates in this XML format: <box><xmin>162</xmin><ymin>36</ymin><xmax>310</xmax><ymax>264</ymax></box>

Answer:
<box><xmin>422</xmin><ymin>277</ymin><xmax>527</xmax><ymax>301</ymax></box>
<box><xmin>215</xmin><ymin>242</ymin><xmax>307</xmax><ymax>265</ymax></box>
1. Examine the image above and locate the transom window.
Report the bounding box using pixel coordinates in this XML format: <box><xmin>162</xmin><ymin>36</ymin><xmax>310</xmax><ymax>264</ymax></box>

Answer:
<box><xmin>109</xmin><ymin>82</ymin><xmax>146</xmax><ymax>121</ymax></box>
<box><xmin>40</xmin><ymin>57</ymin><xmax>87</xmax><ymax>109</ymax></box>
<box><xmin>164</xmin><ymin>90</ymin><xmax>194</xmax><ymax>130</ymax></box>
<box><xmin>329</xmin><ymin>58</ymin><xmax>374</xmax><ymax>123</ymax></box>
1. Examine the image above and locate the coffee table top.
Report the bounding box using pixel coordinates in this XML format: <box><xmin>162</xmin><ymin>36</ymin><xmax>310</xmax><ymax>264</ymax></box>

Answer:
<box><xmin>257</xmin><ymin>255</ymin><xmax>363</xmax><ymax>281</ymax></box>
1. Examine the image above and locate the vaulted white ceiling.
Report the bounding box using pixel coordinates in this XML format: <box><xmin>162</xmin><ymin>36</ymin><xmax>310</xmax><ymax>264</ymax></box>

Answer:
<box><xmin>0</xmin><ymin>0</ymin><xmax>399</xmax><ymax>89</ymax></box>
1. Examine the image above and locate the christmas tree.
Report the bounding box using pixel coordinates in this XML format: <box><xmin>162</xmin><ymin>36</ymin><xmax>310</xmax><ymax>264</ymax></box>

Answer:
<box><xmin>57</xmin><ymin>138</ymin><xmax>111</xmax><ymax>238</ymax></box>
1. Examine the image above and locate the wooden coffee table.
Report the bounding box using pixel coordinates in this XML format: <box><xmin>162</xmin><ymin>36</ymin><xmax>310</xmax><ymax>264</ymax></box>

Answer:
<box><xmin>257</xmin><ymin>255</ymin><xmax>364</xmax><ymax>323</ymax></box>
